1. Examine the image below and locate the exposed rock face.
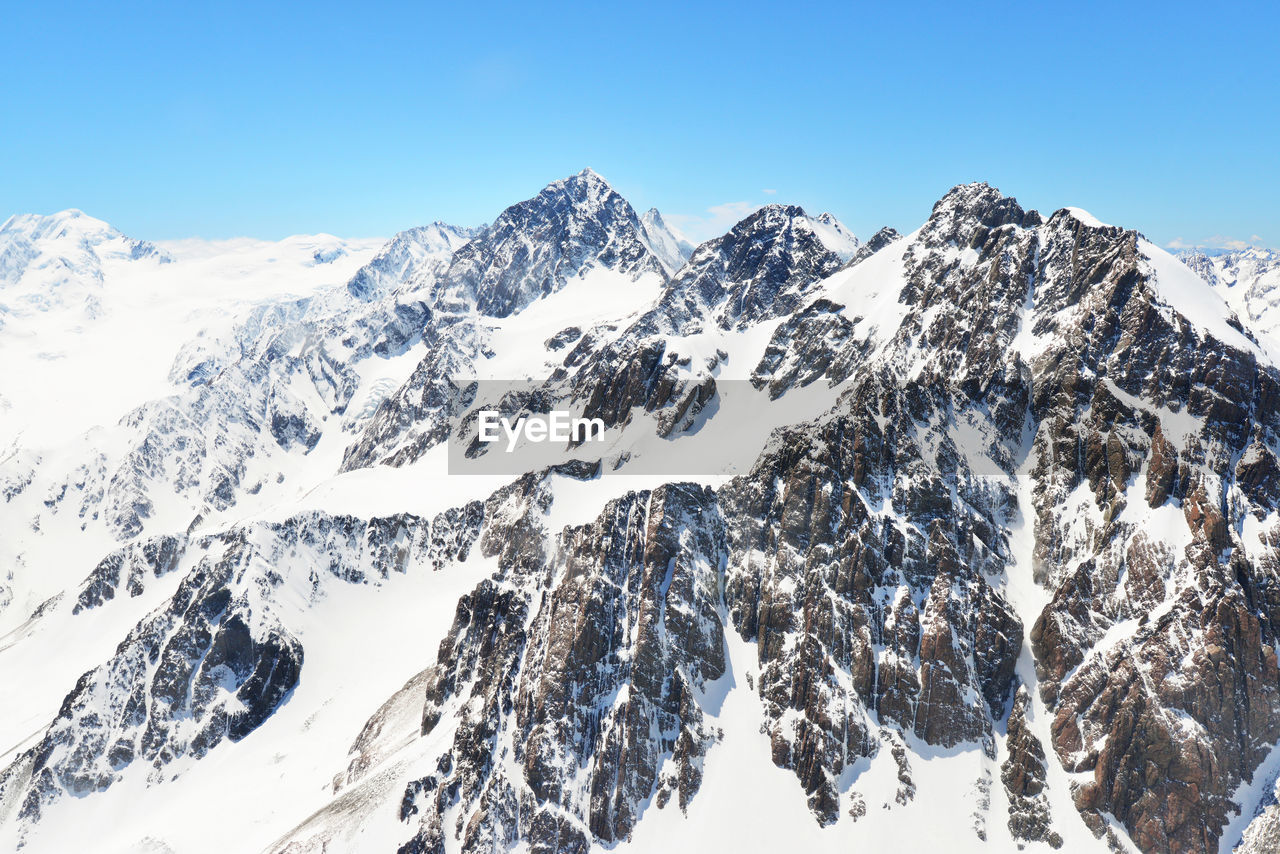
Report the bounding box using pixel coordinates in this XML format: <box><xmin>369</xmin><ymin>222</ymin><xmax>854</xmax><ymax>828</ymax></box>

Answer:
<box><xmin>1019</xmin><ymin>211</ymin><xmax>1280</xmax><ymax>852</ymax></box>
<box><xmin>637</xmin><ymin>204</ymin><xmax>847</xmax><ymax>334</ymax></box>
<box><xmin>398</xmin><ymin>481</ymin><xmax>727</xmax><ymax>853</ymax></box>
<box><xmin>339</xmin><ymin>199</ymin><xmax>859</xmax><ymax>475</ymax></box>
<box><xmin>1</xmin><ymin>505</ymin><xmax>483</xmax><ymax>830</ymax></box>
<box><xmin>719</xmin><ymin>400</ymin><xmax>1023</xmax><ymax>823</ymax></box>
<box><xmin>430</xmin><ymin>168</ymin><xmax>667</xmax><ymax>318</ymax></box>
<box><xmin>506</xmin><ymin>205</ymin><xmax>863</xmax><ymax>447</ymax></box>
<box><xmin>362</xmin><ymin>182</ymin><xmax>1280</xmax><ymax>854</ymax></box>
<box><xmin>750</xmin><ymin>298</ymin><xmax>861</xmax><ymax>397</ymax></box>
<box><xmin>338</xmin><ymin>170</ymin><xmax>671</xmax><ymax>472</ymax></box>
<box><xmin>1002</xmin><ymin>686</ymin><xmax>1063</xmax><ymax>849</ymax></box>
<box><xmin>71</xmin><ymin>533</ymin><xmax>185</xmax><ymax>614</ymax></box>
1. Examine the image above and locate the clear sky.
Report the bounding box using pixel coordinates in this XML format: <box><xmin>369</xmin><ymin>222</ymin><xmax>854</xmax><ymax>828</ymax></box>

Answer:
<box><xmin>2</xmin><ymin>0</ymin><xmax>1276</xmax><ymax>248</ymax></box>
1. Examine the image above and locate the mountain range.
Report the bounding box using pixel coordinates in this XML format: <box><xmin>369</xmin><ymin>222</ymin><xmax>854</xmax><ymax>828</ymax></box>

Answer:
<box><xmin>2</xmin><ymin>169</ymin><xmax>1280</xmax><ymax>854</ymax></box>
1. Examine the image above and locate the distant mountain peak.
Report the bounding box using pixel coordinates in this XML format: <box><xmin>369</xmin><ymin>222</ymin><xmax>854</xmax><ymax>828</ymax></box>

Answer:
<box><xmin>3</xmin><ymin>208</ymin><xmax>126</xmax><ymax>246</ymax></box>
<box><xmin>639</xmin><ymin>207</ymin><xmax>694</xmax><ymax>275</ymax></box>
<box><xmin>429</xmin><ymin>170</ymin><xmax>666</xmax><ymax>317</ymax></box>
<box><xmin>636</xmin><ymin>201</ymin><xmax>850</xmax><ymax>333</ymax></box>
<box><xmin>344</xmin><ymin>220</ymin><xmax>481</xmax><ymax>301</ymax></box>
<box><xmin>843</xmin><ymin>225</ymin><xmax>902</xmax><ymax>268</ymax></box>
<box><xmin>0</xmin><ymin>210</ymin><xmax>171</xmax><ymax>308</ymax></box>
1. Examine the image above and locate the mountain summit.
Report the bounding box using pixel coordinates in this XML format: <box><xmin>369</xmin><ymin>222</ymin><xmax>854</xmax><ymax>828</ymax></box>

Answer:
<box><xmin>0</xmin><ymin>209</ymin><xmax>170</xmax><ymax>322</ymax></box>
<box><xmin>430</xmin><ymin>168</ymin><xmax>668</xmax><ymax>317</ymax></box>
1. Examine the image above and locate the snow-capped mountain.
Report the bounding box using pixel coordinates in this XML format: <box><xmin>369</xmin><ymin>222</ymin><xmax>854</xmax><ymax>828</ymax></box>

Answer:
<box><xmin>634</xmin><ymin>203</ymin><xmax>857</xmax><ymax>335</ymax></box>
<box><xmin>430</xmin><ymin>168</ymin><xmax>666</xmax><ymax>318</ymax></box>
<box><xmin>639</xmin><ymin>207</ymin><xmax>695</xmax><ymax>274</ymax></box>
<box><xmin>344</xmin><ymin>222</ymin><xmax>479</xmax><ymax>300</ymax></box>
<box><xmin>0</xmin><ymin>209</ymin><xmax>170</xmax><ymax>284</ymax></box>
<box><xmin>3</xmin><ymin>171</ymin><xmax>1280</xmax><ymax>854</ymax></box>
<box><xmin>0</xmin><ymin>220</ymin><xmax>387</xmax><ymax>449</ymax></box>
<box><xmin>0</xmin><ymin>209</ymin><xmax>170</xmax><ymax>327</ymax></box>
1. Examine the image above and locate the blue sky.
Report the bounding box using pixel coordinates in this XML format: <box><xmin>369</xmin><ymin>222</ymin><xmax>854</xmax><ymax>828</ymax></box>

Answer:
<box><xmin>2</xmin><ymin>0</ymin><xmax>1276</xmax><ymax>247</ymax></box>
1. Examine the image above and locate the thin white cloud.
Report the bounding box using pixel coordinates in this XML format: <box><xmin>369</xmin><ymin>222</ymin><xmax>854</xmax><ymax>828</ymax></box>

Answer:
<box><xmin>1208</xmin><ymin>235</ymin><xmax>1255</xmax><ymax>250</ymax></box>
<box><xmin>1164</xmin><ymin>234</ymin><xmax>1269</xmax><ymax>251</ymax></box>
<box><xmin>665</xmin><ymin>201</ymin><xmax>761</xmax><ymax>243</ymax></box>
<box><xmin>762</xmin><ymin>188</ymin><xmax>778</xmax><ymax>195</ymax></box>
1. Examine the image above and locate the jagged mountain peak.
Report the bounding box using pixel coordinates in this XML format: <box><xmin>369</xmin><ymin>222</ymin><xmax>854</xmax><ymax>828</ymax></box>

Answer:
<box><xmin>734</xmin><ymin>201</ymin><xmax>804</xmax><ymax>228</ymax></box>
<box><xmin>925</xmin><ymin>181</ymin><xmax>1042</xmax><ymax>238</ymax></box>
<box><xmin>808</xmin><ymin>210</ymin><xmax>860</xmax><ymax>260</ymax></box>
<box><xmin>902</xmin><ymin>184</ymin><xmax>1266</xmax><ymax>370</ymax></box>
<box><xmin>716</xmin><ymin>204</ymin><xmax>858</xmax><ymax>259</ymax></box>
<box><xmin>708</xmin><ymin>203</ymin><xmax>817</xmax><ymax>251</ymax></box>
<box><xmin>1040</xmin><ymin>205</ymin><xmax>1125</xmax><ymax>237</ymax></box>
<box><xmin>533</xmin><ymin>166</ymin><xmax>619</xmax><ymax>211</ymax></box>
<box><xmin>928</xmin><ymin>183</ymin><xmax>1128</xmax><ymax>241</ymax></box>
<box><xmin>639</xmin><ymin>206</ymin><xmax>694</xmax><ymax>274</ymax></box>
<box><xmin>429</xmin><ymin>169</ymin><xmax>667</xmax><ymax>318</ymax></box>
<box><xmin>634</xmin><ymin>202</ymin><xmax>850</xmax><ymax>333</ymax></box>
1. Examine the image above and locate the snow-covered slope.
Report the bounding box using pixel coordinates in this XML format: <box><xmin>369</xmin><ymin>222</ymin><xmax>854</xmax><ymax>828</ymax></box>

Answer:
<box><xmin>0</xmin><ymin>218</ymin><xmax>386</xmax><ymax>448</ymax></box>
<box><xmin>0</xmin><ymin>209</ymin><xmax>170</xmax><ymax>315</ymax></box>
<box><xmin>3</xmin><ymin>173</ymin><xmax>1280</xmax><ymax>854</ymax></box>
<box><xmin>810</xmin><ymin>210</ymin><xmax>860</xmax><ymax>260</ymax></box>
<box><xmin>1179</xmin><ymin>247</ymin><xmax>1280</xmax><ymax>348</ymax></box>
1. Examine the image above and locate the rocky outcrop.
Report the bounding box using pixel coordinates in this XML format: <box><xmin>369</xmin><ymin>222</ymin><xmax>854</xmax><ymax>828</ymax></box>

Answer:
<box><xmin>0</xmin><ymin>504</ymin><xmax>483</xmax><ymax>829</ymax></box>
<box><xmin>397</xmin><ymin>481</ymin><xmax>727</xmax><ymax>853</ymax></box>
<box><xmin>71</xmin><ymin>533</ymin><xmax>185</xmax><ymax>613</ymax></box>
<box><xmin>1002</xmin><ymin>686</ymin><xmax>1063</xmax><ymax>849</ymax></box>
<box><xmin>1021</xmin><ymin>205</ymin><xmax>1280</xmax><ymax>851</ymax></box>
